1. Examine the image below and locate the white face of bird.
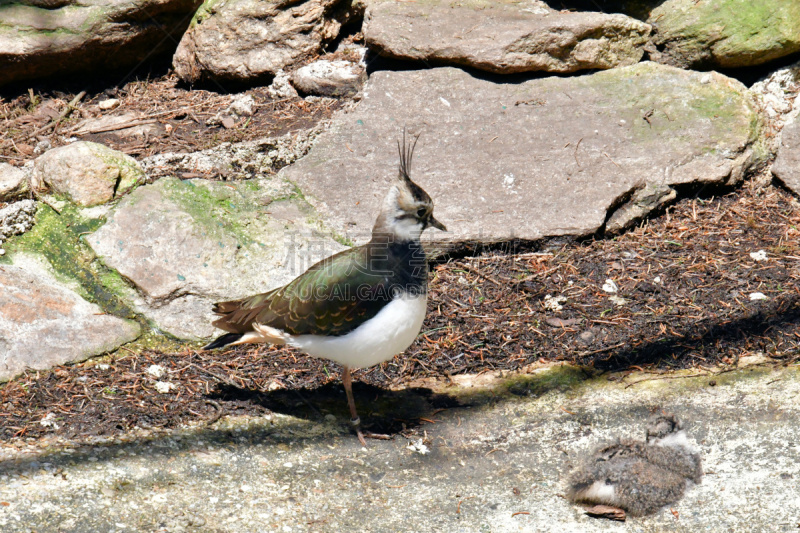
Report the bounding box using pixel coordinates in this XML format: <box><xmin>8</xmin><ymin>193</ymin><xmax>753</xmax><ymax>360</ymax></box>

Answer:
<box><xmin>381</xmin><ymin>183</ymin><xmax>444</xmax><ymax>241</ymax></box>
<box><xmin>372</xmin><ymin>132</ymin><xmax>447</xmax><ymax>242</ymax></box>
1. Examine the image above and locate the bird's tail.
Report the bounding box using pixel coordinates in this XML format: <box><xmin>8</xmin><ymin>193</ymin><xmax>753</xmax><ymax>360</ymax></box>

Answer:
<box><xmin>202</xmin><ymin>332</ymin><xmax>244</xmax><ymax>350</ymax></box>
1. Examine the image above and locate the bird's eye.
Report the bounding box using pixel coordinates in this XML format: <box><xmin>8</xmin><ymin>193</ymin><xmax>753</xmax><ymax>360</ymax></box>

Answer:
<box><xmin>416</xmin><ymin>207</ymin><xmax>427</xmax><ymax>219</ymax></box>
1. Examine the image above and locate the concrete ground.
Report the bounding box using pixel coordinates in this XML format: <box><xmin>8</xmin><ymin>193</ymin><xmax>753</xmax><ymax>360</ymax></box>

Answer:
<box><xmin>1</xmin><ymin>357</ymin><xmax>798</xmax><ymax>532</ymax></box>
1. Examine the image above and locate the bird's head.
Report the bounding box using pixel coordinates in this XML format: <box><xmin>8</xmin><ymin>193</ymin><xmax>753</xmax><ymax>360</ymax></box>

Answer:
<box><xmin>373</xmin><ymin>132</ymin><xmax>447</xmax><ymax>242</ymax></box>
<box><xmin>645</xmin><ymin>414</ymin><xmax>682</xmax><ymax>443</ymax></box>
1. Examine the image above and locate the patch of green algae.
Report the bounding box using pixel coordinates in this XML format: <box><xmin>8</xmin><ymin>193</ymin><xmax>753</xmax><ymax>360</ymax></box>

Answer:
<box><xmin>575</xmin><ymin>62</ymin><xmax>764</xmax><ymax>164</ymax></box>
<box><xmin>429</xmin><ymin>359</ymin><xmax>794</xmax><ymax>410</ymax></box>
<box><xmin>650</xmin><ymin>0</ymin><xmax>800</xmax><ymax>67</ymax></box>
<box><xmin>158</xmin><ymin>176</ymin><xmax>350</xmax><ymax>255</ymax></box>
<box><xmin>158</xmin><ymin>177</ymin><xmax>302</xmax><ymax>248</ymax></box>
<box><xmin>189</xmin><ymin>0</ymin><xmax>225</xmax><ymax>27</ymax></box>
<box><xmin>435</xmin><ymin>365</ymin><xmax>591</xmax><ymax>406</ymax></box>
<box><xmin>1</xmin><ymin>202</ymin><xmax>137</xmax><ymax>320</ymax></box>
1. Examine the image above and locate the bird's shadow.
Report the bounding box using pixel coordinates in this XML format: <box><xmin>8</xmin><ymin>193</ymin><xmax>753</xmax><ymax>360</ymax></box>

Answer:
<box><xmin>207</xmin><ymin>381</ymin><xmax>461</xmax><ymax>436</ymax></box>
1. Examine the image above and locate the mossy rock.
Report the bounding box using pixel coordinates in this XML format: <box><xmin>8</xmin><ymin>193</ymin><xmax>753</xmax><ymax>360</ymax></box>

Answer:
<box><xmin>31</xmin><ymin>141</ymin><xmax>144</xmax><ymax>207</ymax></box>
<box><xmin>87</xmin><ymin>176</ymin><xmax>346</xmax><ymax>340</ymax></box>
<box><xmin>649</xmin><ymin>0</ymin><xmax>800</xmax><ymax>68</ymax></box>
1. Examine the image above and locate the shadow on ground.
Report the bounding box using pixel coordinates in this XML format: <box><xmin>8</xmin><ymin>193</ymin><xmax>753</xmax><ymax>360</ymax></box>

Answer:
<box><xmin>208</xmin><ymin>381</ymin><xmax>461</xmax><ymax>435</ymax></box>
<box><xmin>594</xmin><ymin>294</ymin><xmax>800</xmax><ymax>370</ymax></box>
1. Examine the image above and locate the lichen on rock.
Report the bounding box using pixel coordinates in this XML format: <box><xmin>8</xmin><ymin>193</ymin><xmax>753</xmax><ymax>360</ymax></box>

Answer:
<box><xmin>0</xmin><ymin>200</ymin><xmax>37</xmax><ymax>254</ymax></box>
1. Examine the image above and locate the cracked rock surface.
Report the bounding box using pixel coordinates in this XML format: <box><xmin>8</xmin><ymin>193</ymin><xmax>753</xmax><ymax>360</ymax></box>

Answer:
<box><xmin>30</xmin><ymin>141</ymin><xmax>144</xmax><ymax>207</ymax></box>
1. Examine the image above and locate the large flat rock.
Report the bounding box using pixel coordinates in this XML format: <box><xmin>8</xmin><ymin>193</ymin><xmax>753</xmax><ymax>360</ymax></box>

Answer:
<box><xmin>0</xmin><ymin>0</ymin><xmax>202</xmax><ymax>86</ymax></box>
<box><xmin>0</xmin><ymin>254</ymin><xmax>140</xmax><ymax>381</ymax></box>
<box><xmin>88</xmin><ymin>176</ymin><xmax>345</xmax><ymax>340</ymax></box>
<box><xmin>648</xmin><ymin>0</ymin><xmax>800</xmax><ymax>69</ymax></box>
<box><xmin>1</xmin><ymin>362</ymin><xmax>798</xmax><ymax>531</ymax></box>
<box><xmin>364</xmin><ymin>0</ymin><xmax>651</xmax><ymax>74</ymax></box>
<box><xmin>282</xmin><ymin>62</ymin><xmax>761</xmax><ymax>245</ymax></box>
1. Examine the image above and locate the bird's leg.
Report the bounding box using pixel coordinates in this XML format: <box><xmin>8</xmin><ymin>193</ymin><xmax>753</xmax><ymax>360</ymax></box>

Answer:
<box><xmin>342</xmin><ymin>366</ymin><xmax>367</xmax><ymax>447</ymax></box>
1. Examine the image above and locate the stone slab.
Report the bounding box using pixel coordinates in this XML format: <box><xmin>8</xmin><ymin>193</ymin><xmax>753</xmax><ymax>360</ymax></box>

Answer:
<box><xmin>364</xmin><ymin>0</ymin><xmax>651</xmax><ymax>74</ymax></box>
<box><xmin>173</xmin><ymin>0</ymin><xmax>350</xmax><ymax>85</ymax></box>
<box><xmin>88</xmin><ymin>176</ymin><xmax>345</xmax><ymax>340</ymax></box>
<box><xmin>0</xmin><ymin>0</ymin><xmax>202</xmax><ymax>86</ymax></box>
<box><xmin>649</xmin><ymin>0</ymin><xmax>800</xmax><ymax>69</ymax></box>
<box><xmin>772</xmin><ymin>119</ymin><xmax>800</xmax><ymax>196</ymax></box>
<box><xmin>0</xmin><ymin>254</ymin><xmax>140</xmax><ymax>381</ymax></box>
<box><xmin>281</xmin><ymin>62</ymin><xmax>761</xmax><ymax>245</ymax></box>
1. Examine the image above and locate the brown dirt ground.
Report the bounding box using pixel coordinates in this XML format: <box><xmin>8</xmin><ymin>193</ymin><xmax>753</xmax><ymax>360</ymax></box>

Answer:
<box><xmin>1</xmin><ymin>68</ymin><xmax>799</xmax><ymax>444</ymax></box>
<box><xmin>0</xmin><ymin>74</ymin><xmax>342</xmax><ymax>168</ymax></box>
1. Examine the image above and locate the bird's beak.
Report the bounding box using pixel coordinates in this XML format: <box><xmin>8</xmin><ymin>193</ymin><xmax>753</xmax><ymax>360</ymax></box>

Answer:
<box><xmin>429</xmin><ymin>216</ymin><xmax>447</xmax><ymax>231</ymax></box>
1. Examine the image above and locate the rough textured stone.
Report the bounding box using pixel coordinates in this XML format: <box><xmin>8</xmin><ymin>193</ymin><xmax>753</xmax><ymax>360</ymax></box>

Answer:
<box><xmin>139</xmin><ymin>128</ymin><xmax>324</xmax><ymax>181</ymax></box>
<box><xmin>648</xmin><ymin>0</ymin><xmax>800</xmax><ymax>69</ymax></box>
<box><xmin>290</xmin><ymin>59</ymin><xmax>366</xmax><ymax>97</ymax></box>
<box><xmin>749</xmin><ymin>60</ymin><xmax>800</xmax><ymax>154</ymax></box>
<box><xmin>1</xmin><ymin>361</ymin><xmax>798</xmax><ymax>531</ymax></box>
<box><xmin>0</xmin><ymin>163</ymin><xmax>29</xmax><ymax>201</ymax></box>
<box><xmin>364</xmin><ymin>0</ymin><xmax>651</xmax><ymax>74</ymax></box>
<box><xmin>772</xmin><ymin>119</ymin><xmax>800</xmax><ymax>196</ymax></box>
<box><xmin>267</xmin><ymin>69</ymin><xmax>299</xmax><ymax>99</ymax></box>
<box><xmin>31</xmin><ymin>141</ymin><xmax>144</xmax><ymax>207</ymax></box>
<box><xmin>0</xmin><ymin>254</ymin><xmax>140</xmax><ymax>381</ymax></box>
<box><xmin>88</xmin><ymin>177</ymin><xmax>345</xmax><ymax>339</ymax></box>
<box><xmin>173</xmin><ymin>0</ymin><xmax>350</xmax><ymax>85</ymax></box>
<box><xmin>280</xmin><ymin>63</ymin><xmax>761</xmax><ymax>246</ymax></box>
<box><xmin>605</xmin><ymin>182</ymin><xmax>677</xmax><ymax>234</ymax></box>
<box><xmin>0</xmin><ymin>200</ymin><xmax>37</xmax><ymax>249</ymax></box>
<box><xmin>0</xmin><ymin>0</ymin><xmax>202</xmax><ymax>87</ymax></box>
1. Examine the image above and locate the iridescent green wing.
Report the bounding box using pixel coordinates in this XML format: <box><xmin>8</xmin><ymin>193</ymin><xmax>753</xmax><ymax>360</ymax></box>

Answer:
<box><xmin>211</xmin><ymin>246</ymin><xmax>392</xmax><ymax>336</ymax></box>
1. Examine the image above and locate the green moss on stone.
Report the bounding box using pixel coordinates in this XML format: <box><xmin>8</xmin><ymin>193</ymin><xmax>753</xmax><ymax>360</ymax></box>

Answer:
<box><xmin>190</xmin><ymin>0</ymin><xmax>226</xmax><ymax>26</ymax></box>
<box><xmin>2</xmin><ymin>203</ymin><xmax>138</xmax><ymax>320</ymax></box>
<box><xmin>160</xmin><ymin>177</ymin><xmax>262</xmax><ymax>248</ymax></box>
<box><xmin>651</xmin><ymin>0</ymin><xmax>800</xmax><ymax>67</ymax></box>
<box><xmin>445</xmin><ymin>365</ymin><xmax>591</xmax><ymax>406</ymax></box>
<box><xmin>112</xmin><ymin>330</ymin><xmax>194</xmax><ymax>356</ymax></box>
<box><xmin>585</xmin><ymin>63</ymin><xmax>760</xmax><ymax>155</ymax></box>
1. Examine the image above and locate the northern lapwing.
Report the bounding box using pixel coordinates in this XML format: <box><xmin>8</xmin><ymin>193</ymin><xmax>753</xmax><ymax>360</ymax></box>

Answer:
<box><xmin>202</xmin><ymin>133</ymin><xmax>446</xmax><ymax>445</ymax></box>
<box><xmin>567</xmin><ymin>414</ymin><xmax>702</xmax><ymax>519</ymax></box>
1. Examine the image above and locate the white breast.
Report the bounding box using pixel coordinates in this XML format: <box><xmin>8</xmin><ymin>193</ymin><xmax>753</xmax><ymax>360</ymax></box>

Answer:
<box><xmin>574</xmin><ymin>481</ymin><xmax>617</xmax><ymax>504</ymax></box>
<box><xmin>288</xmin><ymin>292</ymin><xmax>428</xmax><ymax>369</ymax></box>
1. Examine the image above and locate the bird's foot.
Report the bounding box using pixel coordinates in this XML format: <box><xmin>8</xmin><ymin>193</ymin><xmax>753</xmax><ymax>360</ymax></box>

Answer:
<box><xmin>349</xmin><ymin>417</ymin><xmax>392</xmax><ymax>445</ymax></box>
<box><xmin>354</xmin><ymin>427</ymin><xmax>368</xmax><ymax>447</ymax></box>
<box><xmin>349</xmin><ymin>417</ymin><xmax>367</xmax><ymax>447</ymax></box>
